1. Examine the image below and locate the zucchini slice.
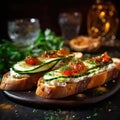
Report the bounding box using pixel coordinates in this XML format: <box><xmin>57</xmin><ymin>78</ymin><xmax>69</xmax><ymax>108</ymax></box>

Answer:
<box><xmin>12</xmin><ymin>57</ymin><xmax>62</xmax><ymax>74</ymax></box>
<box><xmin>12</xmin><ymin>54</ymin><xmax>74</xmax><ymax>74</ymax></box>
<box><xmin>43</xmin><ymin>67</ymin><xmax>100</xmax><ymax>81</ymax></box>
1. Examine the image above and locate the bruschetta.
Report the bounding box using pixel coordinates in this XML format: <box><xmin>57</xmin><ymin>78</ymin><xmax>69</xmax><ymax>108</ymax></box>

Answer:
<box><xmin>36</xmin><ymin>52</ymin><xmax>120</xmax><ymax>99</ymax></box>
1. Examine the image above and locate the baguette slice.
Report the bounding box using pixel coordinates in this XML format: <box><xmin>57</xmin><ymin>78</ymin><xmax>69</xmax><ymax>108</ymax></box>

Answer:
<box><xmin>0</xmin><ymin>71</ymin><xmax>44</xmax><ymax>90</ymax></box>
<box><xmin>36</xmin><ymin>58</ymin><xmax>120</xmax><ymax>99</ymax></box>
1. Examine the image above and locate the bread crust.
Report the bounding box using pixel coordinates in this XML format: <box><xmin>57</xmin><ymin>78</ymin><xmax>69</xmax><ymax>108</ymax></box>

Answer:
<box><xmin>0</xmin><ymin>72</ymin><xmax>44</xmax><ymax>90</ymax></box>
<box><xmin>36</xmin><ymin>58</ymin><xmax>120</xmax><ymax>99</ymax></box>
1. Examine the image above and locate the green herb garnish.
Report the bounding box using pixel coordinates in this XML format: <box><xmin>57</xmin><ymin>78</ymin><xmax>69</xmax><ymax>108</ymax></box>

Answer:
<box><xmin>0</xmin><ymin>40</ymin><xmax>25</xmax><ymax>74</ymax></box>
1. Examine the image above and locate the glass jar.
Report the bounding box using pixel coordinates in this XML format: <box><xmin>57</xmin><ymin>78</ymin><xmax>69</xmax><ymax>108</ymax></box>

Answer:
<box><xmin>87</xmin><ymin>0</ymin><xmax>119</xmax><ymax>43</ymax></box>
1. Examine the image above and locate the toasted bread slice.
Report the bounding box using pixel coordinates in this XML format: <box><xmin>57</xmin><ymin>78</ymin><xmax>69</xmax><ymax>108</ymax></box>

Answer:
<box><xmin>0</xmin><ymin>71</ymin><xmax>44</xmax><ymax>90</ymax></box>
<box><xmin>36</xmin><ymin>58</ymin><xmax>120</xmax><ymax>99</ymax></box>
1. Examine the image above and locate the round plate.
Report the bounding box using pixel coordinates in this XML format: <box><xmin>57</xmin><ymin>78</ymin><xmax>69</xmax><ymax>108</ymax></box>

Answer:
<box><xmin>3</xmin><ymin>77</ymin><xmax>120</xmax><ymax>108</ymax></box>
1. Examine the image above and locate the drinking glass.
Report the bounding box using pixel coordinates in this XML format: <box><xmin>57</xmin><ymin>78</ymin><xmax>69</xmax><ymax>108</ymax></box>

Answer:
<box><xmin>8</xmin><ymin>18</ymin><xmax>40</xmax><ymax>50</ymax></box>
<box><xmin>58</xmin><ymin>12</ymin><xmax>82</xmax><ymax>44</ymax></box>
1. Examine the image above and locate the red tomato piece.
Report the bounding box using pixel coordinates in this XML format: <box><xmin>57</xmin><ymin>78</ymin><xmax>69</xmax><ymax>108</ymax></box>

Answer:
<box><xmin>103</xmin><ymin>56</ymin><xmax>110</xmax><ymax>62</ymax></box>
<box><xmin>102</xmin><ymin>52</ymin><xmax>110</xmax><ymax>62</ymax></box>
<box><xmin>25</xmin><ymin>56</ymin><xmax>38</xmax><ymax>65</ymax></box>
<box><xmin>64</xmin><ymin>69</ymin><xmax>72</xmax><ymax>76</ymax></box>
<box><xmin>65</xmin><ymin>62</ymin><xmax>87</xmax><ymax>76</ymax></box>
<box><xmin>57</xmin><ymin>48</ymin><xmax>70</xmax><ymax>56</ymax></box>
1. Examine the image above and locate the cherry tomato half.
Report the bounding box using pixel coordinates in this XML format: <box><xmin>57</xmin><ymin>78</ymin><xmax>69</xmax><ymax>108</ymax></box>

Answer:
<box><xmin>25</xmin><ymin>56</ymin><xmax>38</xmax><ymax>65</ymax></box>
<box><xmin>102</xmin><ymin>52</ymin><xmax>110</xmax><ymax>62</ymax></box>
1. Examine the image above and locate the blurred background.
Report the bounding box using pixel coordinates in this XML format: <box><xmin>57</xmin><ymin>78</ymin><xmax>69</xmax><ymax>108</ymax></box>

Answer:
<box><xmin>0</xmin><ymin>0</ymin><xmax>120</xmax><ymax>41</ymax></box>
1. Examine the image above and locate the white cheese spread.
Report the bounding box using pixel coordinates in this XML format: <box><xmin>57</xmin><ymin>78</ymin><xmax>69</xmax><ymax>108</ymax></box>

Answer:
<box><xmin>10</xmin><ymin>68</ymin><xmax>30</xmax><ymax>79</ymax></box>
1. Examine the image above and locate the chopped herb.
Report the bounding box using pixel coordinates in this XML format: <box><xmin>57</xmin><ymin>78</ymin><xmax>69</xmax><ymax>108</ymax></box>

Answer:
<box><xmin>84</xmin><ymin>53</ymin><xmax>91</xmax><ymax>59</ymax></box>
<box><xmin>61</xmin><ymin>65</ymin><xmax>72</xmax><ymax>71</ymax></box>
<box><xmin>93</xmin><ymin>112</ymin><xmax>98</xmax><ymax>117</ymax></box>
<box><xmin>33</xmin><ymin>109</ymin><xmax>39</xmax><ymax>115</ymax></box>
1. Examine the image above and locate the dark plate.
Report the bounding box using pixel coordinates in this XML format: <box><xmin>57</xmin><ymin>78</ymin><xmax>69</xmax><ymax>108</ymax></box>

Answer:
<box><xmin>3</xmin><ymin>76</ymin><xmax>120</xmax><ymax>108</ymax></box>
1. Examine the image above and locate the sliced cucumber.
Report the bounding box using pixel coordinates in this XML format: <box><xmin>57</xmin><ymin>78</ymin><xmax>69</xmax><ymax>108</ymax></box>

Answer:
<box><xmin>12</xmin><ymin>54</ymin><xmax>74</xmax><ymax>74</ymax></box>
<box><xmin>13</xmin><ymin>61</ymin><xmax>40</xmax><ymax>72</ymax></box>
<box><xmin>43</xmin><ymin>67</ymin><xmax>100</xmax><ymax>81</ymax></box>
<box><xmin>12</xmin><ymin>57</ymin><xmax>62</xmax><ymax>74</ymax></box>
<box><xmin>43</xmin><ymin>69</ymin><xmax>64</xmax><ymax>80</ymax></box>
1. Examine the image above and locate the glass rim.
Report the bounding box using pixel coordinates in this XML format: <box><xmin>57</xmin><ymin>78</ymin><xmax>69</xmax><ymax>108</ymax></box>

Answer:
<box><xmin>7</xmin><ymin>18</ymin><xmax>40</xmax><ymax>22</ymax></box>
